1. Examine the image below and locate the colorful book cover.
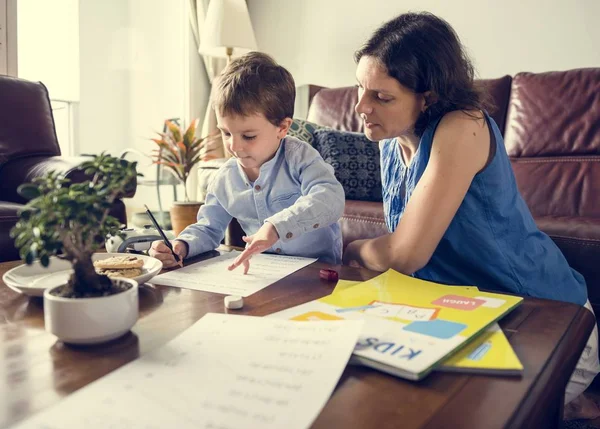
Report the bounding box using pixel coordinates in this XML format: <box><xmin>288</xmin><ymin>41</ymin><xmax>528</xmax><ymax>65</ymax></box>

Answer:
<box><xmin>438</xmin><ymin>323</ymin><xmax>523</xmax><ymax>375</ymax></box>
<box><xmin>271</xmin><ymin>270</ymin><xmax>522</xmax><ymax>380</ymax></box>
<box><xmin>333</xmin><ymin>281</ymin><xmax>523</xmax><ymax>376</ymax></box>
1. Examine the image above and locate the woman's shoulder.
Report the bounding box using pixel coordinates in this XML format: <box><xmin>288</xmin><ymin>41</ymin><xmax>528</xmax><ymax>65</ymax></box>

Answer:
<box><xmin>433</xmin><ymin>109</ymin><xmax>489</xmax><ymax>145</ymax></box>
<box><xmin>430</xmin><ymin>110</ymin><xmax>490</xmax><ymax>172</ymax></box>
<box><xmin>438</xmin><ymin>109</ymin><xmax>486</xmax><ymax>132</ymax></box>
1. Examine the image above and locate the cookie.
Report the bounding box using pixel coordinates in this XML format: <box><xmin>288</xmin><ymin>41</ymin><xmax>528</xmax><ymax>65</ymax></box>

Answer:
<box><xmin>93</xmin><ymin>256</ymin><xmax>144</xmax><ymax>270</ymax></box>
<box><xmin>96</xmin><ymin>267</ymin><xmax>143</xmax><ymax>279</ymax></box>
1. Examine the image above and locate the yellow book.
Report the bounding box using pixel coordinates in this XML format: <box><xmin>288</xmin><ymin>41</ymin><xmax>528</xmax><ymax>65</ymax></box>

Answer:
<box><xmin>271</xmin><ymin>270</ymin><xmax>522</xmax><ymax>380</ymax></box>
<box><xmin>439</xmin><ymin>323</ymin><xmax>523</xmax><ymax>375</ymax></box>
<box><xmin>333</xmin><ymin>280</ymin><xmax>523</xmax><ymax>376</ymax></box>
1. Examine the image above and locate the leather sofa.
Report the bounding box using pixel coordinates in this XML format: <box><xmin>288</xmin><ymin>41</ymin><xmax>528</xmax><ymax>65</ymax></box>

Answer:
<box><xmin>300</xmin><ymin>68</ymin><xmax>600</xmax><ymax>317</ymax></box>
<box><xmin>0</xmin><ymin>75</ymin><xmax>133</xmax><ymax>262</ymax></box>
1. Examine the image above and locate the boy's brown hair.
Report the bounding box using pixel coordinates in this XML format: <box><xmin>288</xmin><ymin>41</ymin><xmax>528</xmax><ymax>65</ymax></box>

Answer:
<box><xmin>213</xmin><ymin>52</ymin><xmax>295</xmax><ymax>126</ymax></box>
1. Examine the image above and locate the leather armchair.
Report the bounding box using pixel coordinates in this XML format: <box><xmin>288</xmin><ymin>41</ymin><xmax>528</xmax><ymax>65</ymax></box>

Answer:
<box><xmin>0</xmin><ymin>75</ymin><xmax>133</xmax><ymax>262</ymax></box>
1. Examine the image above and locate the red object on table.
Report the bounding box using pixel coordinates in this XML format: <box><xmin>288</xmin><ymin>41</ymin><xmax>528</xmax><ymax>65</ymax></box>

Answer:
<box><xmin>319</xmin><ymin>269</ymin><xmax>339</xmax><ymax>282</ymax></box>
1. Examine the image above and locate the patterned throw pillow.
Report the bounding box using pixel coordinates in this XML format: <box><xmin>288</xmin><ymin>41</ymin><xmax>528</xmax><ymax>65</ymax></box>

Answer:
<box><xmin>313</xmin><ymin>129</ymin><xmax>382</xmax><ymax>202</ymax></box>
<box><xmin>288</xmin><ymin>118</ymin><xmax>322</xmax><ymax>146</ymax></box>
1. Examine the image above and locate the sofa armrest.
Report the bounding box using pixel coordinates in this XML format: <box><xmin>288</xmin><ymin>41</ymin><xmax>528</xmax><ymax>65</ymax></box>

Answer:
<box><xmin>341</xmin><ymin>200</ymin><xmax>387</xmax><ymax>250</ymax></box>
<box><xmin>0</xmin><ymin>155</ymin><xmax>137</xmax><ymax>204</ymax></box>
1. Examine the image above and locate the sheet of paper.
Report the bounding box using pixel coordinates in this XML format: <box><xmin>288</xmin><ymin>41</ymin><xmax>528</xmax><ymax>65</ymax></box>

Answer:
<box><xmin>151</xmin><ymin>251</ymin><xmax>317</xmax><ymax>297</ymax></box>
<box><xmin>12</xmin><ymin>313</ymin><xmax>363</xmax><ymax>429</ymax></box>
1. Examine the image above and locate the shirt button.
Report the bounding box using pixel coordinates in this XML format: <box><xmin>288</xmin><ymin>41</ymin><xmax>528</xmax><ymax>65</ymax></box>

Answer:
<box><xmin>313</xmin><ymin>223</ymin><xmax>319</xmax><ymax>229</ymax></box>
<box><xmin>286</xmin><ymin>232</ymin><xmax>293</xmax><ymax>239</ymax></box>
<box><xmin>254</xmin><ymin>185</ymin><xmax>261</xmax><ymax>191</ymax></box>
<box><xmin>275</xmin><ymin>248</ymin><xmax>282</xmax><ymax>253</ymax></box>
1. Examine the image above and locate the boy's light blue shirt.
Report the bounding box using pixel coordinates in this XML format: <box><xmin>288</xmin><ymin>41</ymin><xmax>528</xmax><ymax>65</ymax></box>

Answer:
<box><xmin>178</xmin><ymin>136</ymin><xmax>345</xmax><ymax>264</ymax></box>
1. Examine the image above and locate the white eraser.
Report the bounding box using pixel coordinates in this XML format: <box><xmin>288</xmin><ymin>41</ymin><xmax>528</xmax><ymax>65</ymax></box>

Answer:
<box><xmin>224</xmin><ymin>295</ymin><xmax>244</xmax><ymax>310</ymax></box>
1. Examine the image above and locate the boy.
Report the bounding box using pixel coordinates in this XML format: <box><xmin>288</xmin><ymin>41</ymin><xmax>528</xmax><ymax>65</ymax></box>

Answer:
<box><xmin>150</xmin><ymin>52</ymin><xmax>345</xmax><ymax>273</ymax></box>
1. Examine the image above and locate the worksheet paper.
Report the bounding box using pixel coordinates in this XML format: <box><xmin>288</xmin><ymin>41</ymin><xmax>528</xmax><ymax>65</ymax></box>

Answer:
<box><xmin>12</xmin><ymin>313</ymin><xmax>363</xmax><ymax>429</ymax></box>
<box><xmin>151</xmin><ymin>251</ymin><xmax>317</xmax><ymax>297</ymax></box>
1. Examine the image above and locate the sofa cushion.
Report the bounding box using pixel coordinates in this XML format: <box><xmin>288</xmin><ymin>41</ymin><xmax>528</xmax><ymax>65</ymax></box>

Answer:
<box><xmin>288</xmin><ymin>118</ymin><xmax>323</xmax><ymax>146</ymax></box>
<box><xmin>0</xmin><ymin>202</ymin><xmax>21</xmax><ymax>224</ymax></box>
<box><xmin>307</xmin><ymin>86</ymin><xmax>363</xmax><ymax>132</ymax></box>
<box><xmin>313</xmin><ymin>128</ymin><xmax>382</xmax><ymax>202</ymax></box>
<box><xmin>341</xmin><ymin>200</ymin><xmax>387</xmax><ymax>250</ymax></box>
<box><xmin>510</xmin><ymin>157</ymin><xmax>600</xmax><ymax>219</ymax></box>
<box><xmin>536</xmin><ymin>216</ymin><xmax>600</xmax><ymax>242</ymax></box>
<box><xmin>0</xmin><ymin>202</ymin><xmax>23</xmax><ymax>262</ymax></box>
<box><xmin>505</xmin><ymin>69</ymin><xmax>600</xmax><ymax>222</ymax></box>
<box><xmin>504</xmin><ymin>69</ymin><xmax>600</xmax><ymax>157</ymax></box>
<box><xmin>476</xmin><ymin>75</ymin><xmax>512</xmax><ymax>135</ymax></box>
<box><xmin>535</xmin><ymin>215</ymin><xmax>600</xmax><ymax>311</ymax></box>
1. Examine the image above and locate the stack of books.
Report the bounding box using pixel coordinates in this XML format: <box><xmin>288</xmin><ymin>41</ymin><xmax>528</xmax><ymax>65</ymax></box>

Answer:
<box><xmin>270</xmin><ymin>269</ymin><xmax>524</xmax><ymax>381</ymax></box>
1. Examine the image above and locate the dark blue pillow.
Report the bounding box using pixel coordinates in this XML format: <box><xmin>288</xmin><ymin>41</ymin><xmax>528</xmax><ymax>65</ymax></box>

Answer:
<box><xmin>313</xmin><ymin>129</ymin><xmax>382</xmax><ymax>202</ymax></box>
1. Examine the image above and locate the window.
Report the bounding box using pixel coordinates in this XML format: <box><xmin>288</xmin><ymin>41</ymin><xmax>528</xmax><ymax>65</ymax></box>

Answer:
<box><xmin>0</xmin><ymin>0</ymin><xmax>17</xmax><ymax>76</ymax></box>
<box><xmin>50</xmin><ymin>100</ymin><xmax>78</xmax><ymax>156</ymax></box>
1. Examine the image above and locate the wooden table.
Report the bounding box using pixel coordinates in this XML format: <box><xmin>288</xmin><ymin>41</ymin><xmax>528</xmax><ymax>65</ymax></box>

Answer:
<box><xmin>0</xmin><ymin>252</ymin><xmax>594</xmax><ymax>429</ymax></box>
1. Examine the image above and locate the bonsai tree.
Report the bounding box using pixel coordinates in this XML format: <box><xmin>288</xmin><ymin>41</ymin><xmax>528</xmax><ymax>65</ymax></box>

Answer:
<box><xmin>151</xmin><ymin>118</ymin><xmax>217</xmax><ymax>202</ymax></box>
<box><xmin>10</xmin><ymin>153</ymin><xmax>139</xmax><ymax>298</ymax></box>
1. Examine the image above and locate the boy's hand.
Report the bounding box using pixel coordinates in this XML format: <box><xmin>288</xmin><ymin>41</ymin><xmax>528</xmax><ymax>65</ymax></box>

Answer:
<box><xmin>149</xmin><ymin>239</ymin><xmax>188</xmax><ymax>268</ymax></box>
<box><xmin>228</xmin><ymin>222</ymin><xmax>280</xmax><ymax>274</ymax></box>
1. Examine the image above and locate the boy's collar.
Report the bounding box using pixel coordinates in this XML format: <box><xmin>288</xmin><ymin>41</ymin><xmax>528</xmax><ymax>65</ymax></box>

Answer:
<box><xmin>235</xmin><ymin>138</ymin><xmax>285</xmax><ymax>183</ymax></box>
<box><xmin>259</xmin><ymin>138</ymin><xmax>285</xmax><ymax>172</ymax></box>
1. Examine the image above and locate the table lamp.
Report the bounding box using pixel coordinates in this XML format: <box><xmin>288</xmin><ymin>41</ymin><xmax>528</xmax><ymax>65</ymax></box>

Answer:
<box><xmin>198</xmin><ymin>0</ymin><xmax>258</xmax><ymax>63</ymax></box>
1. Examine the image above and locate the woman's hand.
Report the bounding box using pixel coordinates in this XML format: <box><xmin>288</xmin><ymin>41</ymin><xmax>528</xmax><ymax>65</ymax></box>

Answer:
<box><xmin>343</xmin><ymin>239</ymin><xmax>368</xmax><ymax>268</ymax></box>
<box><xmin>227</xmin><ymin>222</ymin><xmax>280</xmax><ymax>274</ymax></box>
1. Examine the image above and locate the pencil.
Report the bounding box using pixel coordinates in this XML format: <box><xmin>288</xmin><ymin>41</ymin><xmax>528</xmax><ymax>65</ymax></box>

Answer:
<box><xmin>144</xmin><ymin>205</ymin><xmax>183</xmax><ymax>268</ymax></box>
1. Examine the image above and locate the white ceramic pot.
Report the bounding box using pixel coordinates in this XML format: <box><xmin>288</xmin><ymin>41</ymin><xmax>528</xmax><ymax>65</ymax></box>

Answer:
<box><xmin>43</xmin><ymin>278</ymin><xmax>139</xmax><ymax>345</ymax></box>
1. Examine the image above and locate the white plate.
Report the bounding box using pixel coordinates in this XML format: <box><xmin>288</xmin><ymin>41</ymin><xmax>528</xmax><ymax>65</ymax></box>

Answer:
<box><xmin>2</xmin><ymin>253</ymin><xmax>163</xmax><ymax>297</ymax></box>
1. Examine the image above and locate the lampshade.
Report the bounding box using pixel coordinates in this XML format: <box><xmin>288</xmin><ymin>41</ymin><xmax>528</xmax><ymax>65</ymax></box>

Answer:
<box><xmin>199</xmin><ymin>0</ymin><xmax>258</xmax><ymax>59</ymax></box>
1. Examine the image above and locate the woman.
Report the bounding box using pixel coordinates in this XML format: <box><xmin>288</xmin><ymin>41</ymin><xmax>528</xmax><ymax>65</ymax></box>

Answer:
<box><xmin>343</xmin><ymin>11</ymin><xmax>599</xmax><ymax>409</ymax></box>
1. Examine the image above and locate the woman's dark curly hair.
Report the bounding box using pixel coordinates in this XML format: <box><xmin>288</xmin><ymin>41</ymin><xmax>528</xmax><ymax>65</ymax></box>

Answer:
<box><xmin>355</xmin><ymin>12</ymin><xmax>489</xmax><ymax>137</ymax></box>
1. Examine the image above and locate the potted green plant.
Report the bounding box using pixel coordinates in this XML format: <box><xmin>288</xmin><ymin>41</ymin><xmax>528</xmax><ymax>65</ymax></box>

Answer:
<box><xmin>151</xmin><ymin>118</ymin><xmax>217</xmax><ymax>235</ymax></box>
<box><xmin>10</xmin><ymin>153</ymin><xmax>141</xmax><ymax>344</ymax></box>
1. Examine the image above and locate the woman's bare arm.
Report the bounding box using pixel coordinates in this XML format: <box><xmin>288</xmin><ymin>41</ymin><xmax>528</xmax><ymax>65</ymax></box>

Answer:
<box><xmin>344</xmin><ymin>111</ymin><xmax>490</xmax><ymax>273</ymax></box>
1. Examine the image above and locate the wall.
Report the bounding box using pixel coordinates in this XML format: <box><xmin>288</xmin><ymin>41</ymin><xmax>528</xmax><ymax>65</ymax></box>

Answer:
<box><xmin>78</xmin><ymin>0</ymin><xmax>131</xmax><ymax>156</ymax></box>
<box><xmin>248</xmin><ymin>0</ymin><xmax>600</xmax><ymax>88</ymax></box>
<box><xmin>128</xmin><ymin>0</ymin><xmax>186</xmax><ymax>158</ymax></box>
<box><xmin>80</xmin><ymin>0</ymin><xmax>193</xmax><ymax>159</ymax></box>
